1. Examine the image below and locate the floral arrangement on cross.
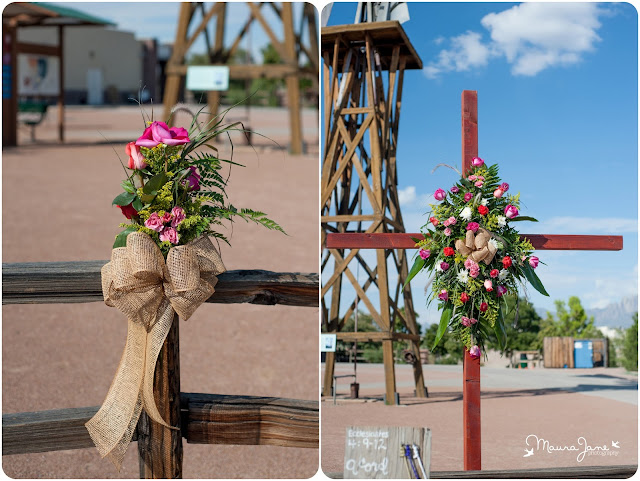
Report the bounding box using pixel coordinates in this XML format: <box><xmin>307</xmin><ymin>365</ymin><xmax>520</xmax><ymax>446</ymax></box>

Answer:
<box><xmin>86</xmin><ymin>111</ymin><xmax>284</xmax><ymax>469</ymax></box>
<box><xmin>406</xmin><ymin>157</ymin><xmax>548</xmax><ymax>359</ymax></box>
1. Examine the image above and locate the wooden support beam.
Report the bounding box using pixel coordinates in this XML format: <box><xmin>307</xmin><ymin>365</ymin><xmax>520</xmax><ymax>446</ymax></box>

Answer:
<box><xmin>325</xmin><ymin>233</ymin><xmax>624</xmax><ymax>251</ymax></box>
<box><xmin>137</xmin><ymin>313</ymin><xmax>182</xmax><ymax>478</ymax></box>
<box><xmin>15</xmin><ymin>41</ymin><xmax>59</xmax><ymax>56</ymax></box>
<box><xmin>2</xmin><ymin>263</ymin><xmax>319</xmax><ymax>307</ymax></box>
<box><xmin>2</xmin><ymin>394</ymin><xmax>318</xmax><ymax>455</ymax></box>
<box><xmin>57</xmin><ymin>26</ymin><xmax>64</xmax><ymax>142</ymax></box>
<box><xmin>282</xmin><ymin>2</ymin><xmax>303</xmax><ymax>154</ymax></box>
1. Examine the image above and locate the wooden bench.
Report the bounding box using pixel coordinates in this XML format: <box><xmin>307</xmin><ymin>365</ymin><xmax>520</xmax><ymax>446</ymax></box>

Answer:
<box><xmin>18</xmin><ymin>101</ymin><xmax>48</xmax><ymax>141</ymax></box>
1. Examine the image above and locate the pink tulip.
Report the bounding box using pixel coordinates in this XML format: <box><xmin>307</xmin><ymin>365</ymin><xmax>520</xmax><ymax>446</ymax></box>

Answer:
<box><xmin>438</xmin><ymin>289</ymin><xmax>448</xmax><ymax>301</ymax></box>
<box><xmin>419</xmin><ymin>248</ymin><xmax>431</xmax><ymax>260</ymax></box>
<box><xmin>125</xmin><ymin>142</ymin><xmax>147</xmax><ymax>170</ymax></box>
<box><xmin>529</xmin><ymin>256</ymin><xmax>540</xmax><ymax>268</ymax></box>
<box><xmin>434</xmin><ymin>188</ymin><xmax>446</xmax><ymax>201</ymax></box>
<box><xmin>504</xmin><ymin>205</ymin><xmax>519</xmax><ymax>219</ymax></box>
<box><xmin>450</xmin><ymin>186</ymin><xmax>459</xmax><ymax>193</ymax></box>
<box><xmin>500</xmin><ymin>182</ymin><xmax>509</xmax><ymax>192</ymax></box>
<box><xmin>464</xmin><ymin>192</ymin><xmax>473</xmax><ymax>202</ymax></box>
<box><xmin>472</xmin><ymin>157</ymin><xmax>484</xmax><ymax>167</ymax></box>
<box><xmin>496</xmin><ymin>285</ymin><xmax>508</xmax><ymax>297</ymax></box>
<box><xmin>493</xmin><ymin>188</ymin><xmax>504</xmax><ymax>198</ymax></box>
<box><xmin>136</xmin><ymin>121</ymin><xmax>190</xmax><ymax>147</ymax></box>
<box><xmin>469</xmin><ymin>345</ymin><xmax>481</xmax><ymax>358</ymax></box>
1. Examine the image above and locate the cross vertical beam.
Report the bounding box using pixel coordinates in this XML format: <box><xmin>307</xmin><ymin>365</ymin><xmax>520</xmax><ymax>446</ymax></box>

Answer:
<box><xmin>461</xmin><ymin>90</ymin><xmax>481</xmax><ymax>470</ymax></box>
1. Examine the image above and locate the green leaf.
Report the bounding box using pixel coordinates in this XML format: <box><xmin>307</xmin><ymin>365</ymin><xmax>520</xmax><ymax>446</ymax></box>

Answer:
<box><xmin>522</xmin><ymin>263</ymin><xmax>549</xmax><ymax>296</ymax></box>
<box><xmin>121</xmin><ymin>179</ymin><xmax>136</xmax><ymax>193</ymax></box>
<box><xmin>432</xmin><ymin>306</ymin><xmax>452</xmax><ymax>350</ymax></box>
<box><xmin>131</xmin><ymin>197</ymin><xmax>143</xmax><ymax>212</ymax></box>
<box><xmin>509</xmin><ymin>216</ymin><xmax>538</xmax><ymax>222</ymax></box>
<box><xmin>113</xmin><ymin>227</ymin><xmax>137</xmax><ymax>248</ymax></box>
<box><xmin>143</xmin><ymin>172</ymin><xmax>167</xmax><ymax>194</ymax></box>
<box><xmin>494</xmin><ymin>308</ymin><xmax>508</xmax><ymax>350</ymax></box>
<box><xmin>140</xmin><ymin>193</ymin><xmax>156</xmax><ymax>203</ymax></box>
<box><xmin>112</xmin><ymin>191</ymin><xmax>135</xmax><ymax>206</ymax></box>
<box><xmin>403</xmin><ymin>257</ymin><xmax>425</xmax><ymax>288</ymax></box>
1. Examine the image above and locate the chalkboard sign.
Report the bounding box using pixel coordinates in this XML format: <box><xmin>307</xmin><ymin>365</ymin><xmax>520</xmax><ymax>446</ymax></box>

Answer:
<box><xmin>343</xmin><ymin>426</ymin><xmax>431</xmax><ymax>479</ymax></box>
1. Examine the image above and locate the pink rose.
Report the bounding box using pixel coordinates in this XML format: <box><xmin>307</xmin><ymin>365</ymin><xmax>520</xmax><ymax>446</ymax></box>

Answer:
<box><xmin>438</xmin><ymin>289</ymin><xmax>448</xmax><ymax>301</ymax></box>
<box><xmin>496</xmin><ymin>285</ymin><xmax>507</xmax><ymax>297</ymax></box>
<box><xmin>161</xmin><ymin>212</ymin><xmax>172</xmax><ymax>224</ymax></box>
<box><xmin>444</xmin><ymin>227</ymin><xmax>452</xmax><ymax>236</ymax></box>
<box><xmin>469</xmin><ymin>345</ymin><xmax>481</xmax><ymax>358</ymax></box>
<box><xmin>159</xmin><ymin>226</ymin><xmax>179</xmax><ymax>244</ymax></box>
<box><xmin>493</xmin><ymin>188</ymin><xmax>504</xmax><ymax>198</ymax></box>
<box><xmin>443</xmin><ymin>219</ymin><xmax>451</xmax><ymax>227</ymax></box>
<box><xmin>529</xmin><ymin>256</ymin><xmax>540</xmax><ymax>268</ymax></box>
<box><xmin>504</xmin><ymin>205</ymin><xmax>519</xmax><ymax>219</ymax></box>
<box><xmin>461</xmin><ymin>316</ymin><xmax>471</xmax><ymax>327</ymax></box>
<box><xmin>136</xmin><ymin>121</ymin><xmax>190</xmax><ymax>147</ymax></box>
<box><xmin>468</xmin><ymin>175</ymin><xmax>477</xmax><ymax>181</ymax></box>
<box><xmin>447</xmin><ymin>216</ymin><xmax>456</xmax><ymax>225</ymax></box>
<box><xmin>419</xmin><ymin>248</ymin><xmax>431</xmax><ymax>260</ymax></box>
<box><xmin>125</xmin><ymin>142</ymin><xmax>147</xmax><ymax>169</ymax></box>
<box><xmin>474</xmin><ymin>180</ymin><xmax>483</xmax><ymax>188</ymax></box>
<box><xmin>500</xmin><ymin>182</ymin><xmax>509</xmax><ymax>192</ymax></box>
<box><xmin>434</xmin><ymin>188</ymin><xmax>446</xmax><ymax>201</ymax></box>
<box><xmin>470</xmin><ymin>317</ymin><xmax>478</xmax><ymax>325</ymax></box>
<box><xmin>469</xmin><ymin>265</ymin><xmax>480</xmax><ymax>278</ymax></box>
<box><xmin>464</xmin><ymin>258</ymin><xmax>477</xmax><ymax>270</ymax></box>
<box><xmin>477</xmin><ymin>176</ymin><xmax>484</xmax><ymax>181</ymax></box>
<box><xmin>472</xmin><ymin>157</ymin><xmax>484</xmax><ymax>167</ymax></box>
<box><xmin>171</xmin><ymin>206</ymin><xmax>186</xmax><ymax>227</ymax></box>
<box><xmin>484</xmin><ymin>279</ymin><xmax>493</xmax><ymax>292</ymax></box>
<box><xmin>464</xmin><ymin>192</ymin><xmax>473</xmax><ymax>202</ymax></box>
<box><xmin>144</xmin><ymin>212</ymin><xmax>164</xmax><ymax>232</ymax></box>
<box><xmin>440</xmin><ymin>262</ymin><xmax>450</xmax><ymax>271</ymax></box>
<box><xmin>450</xmin><ymin>186</ymin><xmax>459</xmax><ymax>193</ymax></box>
<box><xmin>466</xmin><ymin>222</ymin><xmax>479</xmax><ymax>233</ymax></box>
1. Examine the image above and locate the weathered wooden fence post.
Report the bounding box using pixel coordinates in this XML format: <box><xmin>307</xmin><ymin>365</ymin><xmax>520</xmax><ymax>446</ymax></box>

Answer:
<box><xmin>137</xmin><ymin>313</ymin><xmax>183</xmax><ymax>478</ymax></box>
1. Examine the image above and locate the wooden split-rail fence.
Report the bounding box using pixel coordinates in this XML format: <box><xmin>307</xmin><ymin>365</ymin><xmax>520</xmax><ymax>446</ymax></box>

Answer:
<box><xmin>2</xmin><ymin>261</ymin><xmax>319</xmax><ymax>478</ymax></box>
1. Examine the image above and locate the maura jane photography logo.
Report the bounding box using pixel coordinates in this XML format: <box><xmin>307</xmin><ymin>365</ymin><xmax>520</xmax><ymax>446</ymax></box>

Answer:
<box><xmin>524</xmin><ymin>434</ymin><xmax>620</xmax><ymax>462</ymax></box>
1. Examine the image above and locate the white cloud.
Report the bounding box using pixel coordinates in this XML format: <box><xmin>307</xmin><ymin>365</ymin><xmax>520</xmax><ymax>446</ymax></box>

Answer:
<box><xmin>424</xmin><ymin>3</ymin><xmax>604</xmax><ymax>79</ymax></box>
<box><xmin>398</xmin><ymin>185</ymin><xmax>417</xmax><ymax>206</ymax></box>
<box><xmin>536</xmin><ymin>216</ymin><xmax>638</xmax><ymax>234</ymax></box>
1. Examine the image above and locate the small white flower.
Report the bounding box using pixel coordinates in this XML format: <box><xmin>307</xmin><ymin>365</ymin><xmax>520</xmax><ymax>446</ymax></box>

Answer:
<box><xmin>498</xmin><ymin>269</ymin><xmax>509</xmax><ymax>281</ymax></box>
<box><xmin>460</xmin><ymin>206</ymin><xmax>472</xmax><ymax>221</ymax></box>
<box><xmin>489</xmin><ymin>238</ymin><xmax>499</xmax><ymax>250</ymax></box>
<box><xmin>457</xmin><ymin>270</ymin><xmax>469</xmax><ymax>284</ymax></box>
<box><xmin>497</xmin><ymin>216</ymin><xmax>507</xmax><ymax>227</ymax></box>
<box><xmin>435</xmin><ymin>263</ymin><xmax>443</xmax><ymax>272</ymax></box>
<box><xmin>481</xmin><ymin>198</ymin><xmax>489</xmax><ymax>206</ymax></box>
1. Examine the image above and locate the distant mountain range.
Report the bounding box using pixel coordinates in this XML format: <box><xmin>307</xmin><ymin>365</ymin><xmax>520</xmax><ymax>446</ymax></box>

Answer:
<box><xmin>535</xmin><ymin>295</ymin><xmax>638</xmax><ymax>330</ymax></box>
<box><xmin>587</xmin><ymin>295</ymin><xmax>638</xmax><ymax>329</ymax></box>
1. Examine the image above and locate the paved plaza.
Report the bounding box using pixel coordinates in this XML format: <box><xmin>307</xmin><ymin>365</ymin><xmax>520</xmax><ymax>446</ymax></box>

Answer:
<box><xmin>322</xmin><ymin>362</ymin><xmax>638</xmax><ymax>474</ymax></box>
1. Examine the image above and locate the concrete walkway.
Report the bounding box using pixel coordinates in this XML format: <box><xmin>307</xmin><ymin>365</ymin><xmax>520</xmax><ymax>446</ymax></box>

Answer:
<box><xmin>322</xmin><ymin>363</ymin><xmax>638</xmax><ymax>474</ymax></box>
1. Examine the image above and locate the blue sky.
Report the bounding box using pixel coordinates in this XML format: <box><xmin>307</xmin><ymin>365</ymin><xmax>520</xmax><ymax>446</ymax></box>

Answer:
<box><xmin>324</xmin><ymin>2</ymin><xmax>638</xmax><ymax>327</ymax></box>
<box><xmin>69</xmin><ymin>2</ymin><xmax>305</xmax><ymax>62</ymax></box>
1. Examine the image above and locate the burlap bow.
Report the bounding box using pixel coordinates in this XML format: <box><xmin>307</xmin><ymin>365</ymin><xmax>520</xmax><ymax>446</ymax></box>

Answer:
<box><xmin>455</xmin><ymin>227</ymin><xmax>497</xmax><ymax>264</ymax></box>
<box><xmin>85</xmin><ymin>231</ymin><xmax>225</xmax><ymax>469</ymax></box>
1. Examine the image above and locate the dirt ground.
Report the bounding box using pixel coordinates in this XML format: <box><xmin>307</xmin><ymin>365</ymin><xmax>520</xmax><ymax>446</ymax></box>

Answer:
<box><xmin>2</xmin><ymin>105</ymin><xmax>320</xmax><ymax>478</ymax></box>
<box><xmin>321</xmin><ymin>363</ymin><xmax>638</xmax><ymax>475</ymax></box>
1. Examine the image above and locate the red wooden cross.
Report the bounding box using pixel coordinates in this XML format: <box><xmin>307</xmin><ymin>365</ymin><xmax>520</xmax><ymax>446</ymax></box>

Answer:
<box><xmin>325</xmin><ymin>90</ymin><xmax>623</xmax><ymax>471</ymax></box>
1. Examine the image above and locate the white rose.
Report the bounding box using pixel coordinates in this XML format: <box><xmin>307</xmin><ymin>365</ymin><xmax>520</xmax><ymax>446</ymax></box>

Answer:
<box><xmin>460</xmin><ymin>206</ymin><xmax>472</xmax><ymax>221</ymax></box>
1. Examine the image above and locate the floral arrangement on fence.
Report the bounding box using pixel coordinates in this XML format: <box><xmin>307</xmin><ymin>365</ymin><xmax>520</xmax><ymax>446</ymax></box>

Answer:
<box><xmin>86</xmin><ymin>110</ymin><xmax>284</xmax><ymax>469</ymax></box>
<box><xmin>112</xmin><ymin>112</ymin><xmax>284</xmax><ymax>257</ymax></box>
<box><xmin>406</xmin><ymin>157</ymin><xmax>548</xmax><ymax>359</ymax></box>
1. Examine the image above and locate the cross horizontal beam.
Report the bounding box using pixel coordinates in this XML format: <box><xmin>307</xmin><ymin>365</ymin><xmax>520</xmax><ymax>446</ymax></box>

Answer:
<box><xmin>325</xmin><ymin>233</ymin><xmax>623</xmax><ymax>251</ymax></box>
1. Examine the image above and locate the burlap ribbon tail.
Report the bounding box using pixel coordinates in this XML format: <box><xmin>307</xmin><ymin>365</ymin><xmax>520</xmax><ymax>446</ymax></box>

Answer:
<box><xmin>85</xmin><ymin>231</ymin><xmax>225</xmax><ymax>469</ymax></box>
<box><xmin>454</xmin><ymin>227</ymin><xmax>497</xmax><ymax>264</ymax></box>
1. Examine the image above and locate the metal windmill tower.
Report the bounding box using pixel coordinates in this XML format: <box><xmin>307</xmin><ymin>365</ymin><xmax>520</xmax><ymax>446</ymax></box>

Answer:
<box><xmin>321</xmin><ymin>3</ymin><xmax>426</xmax><ymax>404</ymax></box>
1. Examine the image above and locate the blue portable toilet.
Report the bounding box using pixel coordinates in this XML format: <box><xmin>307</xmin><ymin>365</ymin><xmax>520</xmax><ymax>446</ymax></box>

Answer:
<box><xmin>574</xmin><ymin>340</ymin><xmax>594</xmax><ymax>368</ymax></box>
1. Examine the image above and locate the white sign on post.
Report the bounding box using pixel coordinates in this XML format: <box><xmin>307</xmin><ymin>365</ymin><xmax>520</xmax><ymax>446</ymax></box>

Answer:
<box><xmin>186</xmin><ymin>66</ymin><xmax>230</xmax><ymax>91</ymax></box>
<box><xmin>321</xmin><ymin>334</ymin><xmax>337</xmax><ymax>352</ymax></box>
<box><xmin>344</xmin><ymin>426</ymin><xmax>431</xmax><ymax>479</ymax></box>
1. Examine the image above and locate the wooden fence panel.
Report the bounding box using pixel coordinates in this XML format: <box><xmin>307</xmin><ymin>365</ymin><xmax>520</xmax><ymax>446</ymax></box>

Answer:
<box><xmin>543</xmin><ymin>337</ymin><xmax>574</xmax><ymax>368</ymax></box>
